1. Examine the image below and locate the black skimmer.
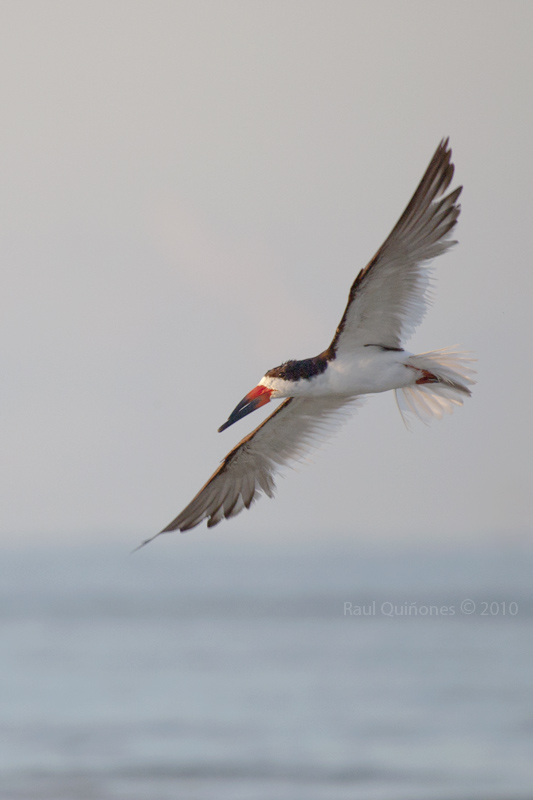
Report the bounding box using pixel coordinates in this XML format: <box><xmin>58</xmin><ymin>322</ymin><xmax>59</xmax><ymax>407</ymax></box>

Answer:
<box><xmin>140</xmin><ymin>139</ymin><xmax>475</xmax><ymax>547</ymax></box>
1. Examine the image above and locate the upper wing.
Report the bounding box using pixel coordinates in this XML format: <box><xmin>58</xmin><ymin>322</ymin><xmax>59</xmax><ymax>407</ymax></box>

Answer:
<box><xmin>138</xmin><ymin>395</ymin><xmax>363</xmax><ymax>546</ymax></box>
<box><xmin>330</xmin><ymin>139</ymin><xmax>462</xmax><ymax>356</ymax></box>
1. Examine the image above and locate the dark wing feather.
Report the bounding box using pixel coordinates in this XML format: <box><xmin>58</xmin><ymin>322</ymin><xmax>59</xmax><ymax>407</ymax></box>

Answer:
<box><xmin>330</xmin><ymin>139</ymin><xmax>462</xmax><ymax>356</ymax></box>
<box><xmin>137</xmin><ymin>395</ymin><xmax>363</xmax><ymax>547</ymax></box>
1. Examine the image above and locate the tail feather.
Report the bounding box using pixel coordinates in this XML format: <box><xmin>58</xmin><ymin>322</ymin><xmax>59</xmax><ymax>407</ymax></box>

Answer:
<box><xmin>395</xmin><ymin>347</ymin><xmax>476</xmax><ymax>427</ymax></box>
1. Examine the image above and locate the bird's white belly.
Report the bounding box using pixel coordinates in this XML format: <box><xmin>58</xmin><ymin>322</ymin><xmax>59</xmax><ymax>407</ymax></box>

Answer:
<box><xmin>263</xmin><ymin>348</ymin><xmax>416</xmax><ymax>399</ymax></box>
<box><xmin>327</xmin><ymin>349</ymin><xmax>415</xmax><ymax>395</ymax></box>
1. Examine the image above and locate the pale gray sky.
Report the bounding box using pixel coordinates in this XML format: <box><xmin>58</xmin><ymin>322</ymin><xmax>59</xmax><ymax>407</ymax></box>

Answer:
<box><xmin>1</xmin><ymin>1</ymin><xmax>532</xmax><ymax>547</ymax></box>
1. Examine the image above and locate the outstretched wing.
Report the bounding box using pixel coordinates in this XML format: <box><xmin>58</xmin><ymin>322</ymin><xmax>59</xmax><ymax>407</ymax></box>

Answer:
<box><xmin>138</xmin><ymin>395</ymin><xmax>363</xmax><ymax>546</ymax></box>
<box><xmin>330</xmin><ymin>138</ymin><xmax>462</xmax><ymax>356</ymax></box>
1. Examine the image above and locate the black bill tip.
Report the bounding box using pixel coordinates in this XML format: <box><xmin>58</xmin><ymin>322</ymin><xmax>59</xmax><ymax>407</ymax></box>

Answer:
<box><xmin>217</xmin><ymin>386</ymin><xmax>272</xmax><ymax>433</ymax></box>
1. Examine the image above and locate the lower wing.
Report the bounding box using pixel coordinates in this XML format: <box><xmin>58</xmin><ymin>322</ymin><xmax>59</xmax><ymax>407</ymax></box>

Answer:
<box><xmin>137</xmin><ymin>395</ymin><xmax>364</xmax><ymax>548</ymax></box>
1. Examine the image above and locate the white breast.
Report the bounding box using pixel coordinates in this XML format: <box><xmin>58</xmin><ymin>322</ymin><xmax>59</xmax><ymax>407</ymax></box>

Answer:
<box><xmin>260</xmin><ymin>347</ymin><xmax>415</xmax><ymax>399</ymax></box>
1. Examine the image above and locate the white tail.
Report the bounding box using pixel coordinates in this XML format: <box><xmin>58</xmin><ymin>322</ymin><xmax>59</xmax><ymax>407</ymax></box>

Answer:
<box><xmin>395</xmin><ymin>347</ymin><xmax>476</xmax><ymax>427</ymax></box>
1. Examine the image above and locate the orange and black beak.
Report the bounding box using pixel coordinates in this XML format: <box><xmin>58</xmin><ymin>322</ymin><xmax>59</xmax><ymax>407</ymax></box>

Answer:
<box><xmin>218</xmin><ymin>385</ymin><xmax>272</xmax><ymax>432</ymax></box>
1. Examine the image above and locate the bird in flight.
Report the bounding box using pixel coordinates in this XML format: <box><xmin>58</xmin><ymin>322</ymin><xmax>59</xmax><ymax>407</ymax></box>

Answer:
<box><xmin>139</xmin><ymin>139</ymin><xmax>474</xmax><ymax>548</ymax></box>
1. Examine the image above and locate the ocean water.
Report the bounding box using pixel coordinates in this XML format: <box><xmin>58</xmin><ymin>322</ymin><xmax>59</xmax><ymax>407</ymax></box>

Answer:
<box><xmin>0</xmin><ymin>538</ymin><xmax>532</xmax><ymax>800</ymax></box>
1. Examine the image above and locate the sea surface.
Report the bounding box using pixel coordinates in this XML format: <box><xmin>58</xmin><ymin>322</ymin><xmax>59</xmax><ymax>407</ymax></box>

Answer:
<box><xmin>0</xmin><ymin>537</ymin><xmax>532</xmax><ymax>800</ymax></box>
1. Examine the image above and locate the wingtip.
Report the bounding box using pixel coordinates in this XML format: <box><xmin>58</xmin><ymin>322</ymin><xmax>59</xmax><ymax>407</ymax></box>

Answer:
<box><xmin>131</xmin><ymin>537</ymin><xmax>153</xmax><ymax>554</ymax></box>
<box><xmin>131</xmin><ymin>527</ymin><xmax>168</xmax><ymax>553</ymax></box>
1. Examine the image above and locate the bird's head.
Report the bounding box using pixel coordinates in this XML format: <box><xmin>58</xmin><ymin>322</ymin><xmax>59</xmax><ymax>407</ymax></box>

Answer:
<box><xmin>218</xmin><ymin>382</ymin><xmax>274</xmax><ymax>433</ymax></box>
